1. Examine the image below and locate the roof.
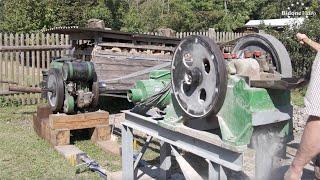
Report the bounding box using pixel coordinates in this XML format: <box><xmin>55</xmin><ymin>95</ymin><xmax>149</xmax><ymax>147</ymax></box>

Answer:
<box><xmin>42</xmin><ymin>26</ymin><xmax>181</xmax><ymax>45</ymax></box>
<box><xmin>245</xmin><ymin>18</ymin><xmax>305</xmax><ymax>28</ymax></box>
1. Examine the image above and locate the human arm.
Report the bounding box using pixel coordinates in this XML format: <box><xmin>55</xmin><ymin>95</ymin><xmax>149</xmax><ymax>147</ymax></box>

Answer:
<box><xmin>296</xmin><ymin>33</ymin><xmax>320</xmax><ymax>52</ymax></box>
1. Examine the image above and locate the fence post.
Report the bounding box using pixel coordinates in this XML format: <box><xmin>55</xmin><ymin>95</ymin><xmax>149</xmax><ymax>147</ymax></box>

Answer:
<box><xmin>0</xmin><ymin>33</ymin><xmax>3</xmax><ymax>92</ymax></box>
<box><xmin>208</xmin><ymin>28</ymin><xmax>215</xmax><ymax>40</ymax></box>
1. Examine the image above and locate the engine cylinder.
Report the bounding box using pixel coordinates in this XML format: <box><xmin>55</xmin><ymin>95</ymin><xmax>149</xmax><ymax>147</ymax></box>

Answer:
<box><xmin>62</xmin><ymin>61</ymin><xmax>95</xmax><ymax>81</ymax></box>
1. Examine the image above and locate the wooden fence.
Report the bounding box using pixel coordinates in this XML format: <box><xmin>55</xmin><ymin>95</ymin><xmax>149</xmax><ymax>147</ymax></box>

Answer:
<box><xmin>0</xmin><ymin>33</ymin><xmax>70</xmax><ymax>105</ymax></box>
<box><xmin>0</xmin><ymin>29</ymin><xmax>248</xmax><ymax>105</ymax></box>
<box><xmin>148</xmin><ymin>28</ymin><xmax>248</xmax><ymax>43</ymax></box>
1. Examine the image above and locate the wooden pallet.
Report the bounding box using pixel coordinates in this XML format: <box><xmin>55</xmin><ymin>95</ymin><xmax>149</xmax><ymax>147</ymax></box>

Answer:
<box><xmin>33</xmin><ymin>105</ymin><xmax>110</xmax><ymax>146</ymax></box>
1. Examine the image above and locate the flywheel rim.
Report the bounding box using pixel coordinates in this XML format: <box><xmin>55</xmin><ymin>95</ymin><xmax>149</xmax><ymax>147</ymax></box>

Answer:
<box><xmin>47</xmin><ymin>68</ymin><xmax>64</xmax><ymax>113</ymax></box>
<box><xmin>171</xmin><ymin>35</ymin><xmax>227</xmax><ymax>118</ymax></box>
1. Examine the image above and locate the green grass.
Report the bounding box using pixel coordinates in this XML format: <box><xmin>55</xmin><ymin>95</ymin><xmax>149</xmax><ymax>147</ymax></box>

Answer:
<box><xmin>291</xmin><ymin>88</ymin><xmax>307</xmax><ymax>107</ymax></box>
<box><xmin>1</xmin><ymin>88</ymin><xmax>303</xmax><ymax>179</ymax></box>
<box><xmin>0</xmin><ymin>105</ymin><xmax>121</xmax><ymax>179</ymax></box>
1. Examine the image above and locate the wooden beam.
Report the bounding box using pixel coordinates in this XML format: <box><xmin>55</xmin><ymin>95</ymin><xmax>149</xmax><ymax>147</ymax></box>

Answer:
<box><xmin>98</xmin><ymin>42</ymin><xmax>175</xmax><ymax>52</ymax></box>
<box><xmin>0</xmin><ymin>45</ymin><xmax>72</xmax><ymax>51</ymax></box>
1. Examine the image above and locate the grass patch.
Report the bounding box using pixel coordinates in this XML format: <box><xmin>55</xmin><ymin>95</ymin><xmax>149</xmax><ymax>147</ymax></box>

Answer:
<box><xmin>0</xmin><ymin>105</ymin><xmax>120</xmax><ymax>179</ymax></box>
<box><xmin>291</xmin><ymin>88</ymin><xmax>306</xmax><ymax>107</ymax></box>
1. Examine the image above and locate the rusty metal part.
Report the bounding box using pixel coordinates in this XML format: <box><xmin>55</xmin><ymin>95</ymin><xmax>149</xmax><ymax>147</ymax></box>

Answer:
<box><xmin>76</xmin><ymin>90</ymin><xmax>93</xmax><ymax>109</ymax></box>
<box><xmin>244</xmin><ymin>51</ymin><xmax>253</xmax><ymax>58</ymax></box>
<box><xmin>8</xmin><ymin>85</ymin><xmax>51</xmax><ymax>93</ymax></box>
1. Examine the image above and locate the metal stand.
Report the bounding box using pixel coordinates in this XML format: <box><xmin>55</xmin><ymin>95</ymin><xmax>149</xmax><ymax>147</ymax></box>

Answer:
<box><xmin>121</xmin><ymin>110</ymin><xmax>249</xmax><ymax>180</ymax></box>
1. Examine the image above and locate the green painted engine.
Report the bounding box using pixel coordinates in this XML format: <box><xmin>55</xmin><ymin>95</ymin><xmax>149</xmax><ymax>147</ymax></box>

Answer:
<box><xmin>129</xmin><ymin>34</ymin><xmax>294</xmax><ymax>148</ymax></box>
<box><xmin>44</xmin><ymin>58</ymin><xmax>99</xmax><ymax>114</ymax></box>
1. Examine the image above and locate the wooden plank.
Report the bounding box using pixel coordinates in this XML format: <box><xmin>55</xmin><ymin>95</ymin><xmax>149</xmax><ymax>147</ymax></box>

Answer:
<box><xmin>41</xmin><ymin>34</ymin><xmax>46</xmax><ymax>103</ymax></box>
<box><xmin>92</xmin><ymin>54</ymin><xmax>168</xmax><ymax>66</ymax></box>
<box><xmin>91</xmin><ymin>125</ymin><xmax>111</xmax><ymax>142</ymax></box>
<box><xmin>49</xmin><ymin>111</ymin><xmax>109</xmax><ymax>130</ymax></box>
<box><xmin>46</xmin><ymin>34</ymin><xmax>51</xmax><ymax>70</ymax></box>
<box><xmin>0</xmin><ymin>33</ymin><xmax>3</xmax><ymax>92</ymax></box>
<box><xmin>95</xmin><ymin>62</ymin><xmax>161</xmax><ymax>71</ymax></box>
<box><xmin>0</xmin><ymin>45</ymin><xmax>71</xmax><ymax>51</ymax></box>
<box><xmin>14</xmin><ymin>33</ymin><xmax>21</xmax><ymax>104</ymax></box>
<box><xmin>7</xmin><ymin>34</ymin><xmax>13</xmax><ymax>102</ymax></box>
<box><xmin>65</xmin><ymin>35</ymin><xmax>70</xmax><ymax>56</ymax></box>
<box><xmin>20</xmin><ymin>34</ymin><xmax>26</xmax><ymax>105</ymax></box>
<box><xmin>50</xmin><ymin>129</ymin><xmax>70</xmax><ymax>146</ymax></box>
<box><xmin>31</xmin><ymin>34</ymin><xmax>36</xmax><ymax>104</ymax></box>
<box><xmin>54</xmin><ymin>145</ymin><xmax>85</xmax><ymax>166</ymax></box>
<box><xmin>55</xmin><ymin>34</ymin><xmax>61</xmax><ymax>58</ymax></box>
<box><xmin>61</xmin><ymin>34</ymin><xmax>65</xmax><ymax>57</ymax></box>
<box><xmin>36</xmin><ymin>33</ymin><xmax>41</xmax><ymax>103</ymax></box>
<box><xmin>25</xmin><ymin>34</ymin><xmax>31</xmax><ymax>104</ymax></box>
<box><xmin>51</xmin><ymin>34</ymin><xmax>56</xmax><ymax>63</ymax></box>
<box><xmin>98</xmin><ymin>42</ymin><xmax>174</xmax><ymax>52</ymax></box>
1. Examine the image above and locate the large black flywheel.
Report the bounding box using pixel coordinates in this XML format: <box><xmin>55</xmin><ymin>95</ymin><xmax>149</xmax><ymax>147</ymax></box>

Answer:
<box><xmin>47</xmin><ymin>68</ymin><xmax>64</xmax><ymax>113</ymax></box>
<box><xmin>171</xmin><ymin>35</ymin><xmax>228</xmax><ymax>119</ymax></box>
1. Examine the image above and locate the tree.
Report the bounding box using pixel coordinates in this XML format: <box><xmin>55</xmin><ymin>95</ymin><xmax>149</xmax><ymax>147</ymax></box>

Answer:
<box><xmin>0</xmin><ymin>0</ymin><xmax>49</xmax><ymax>33</ymax></box>
<box><xmin>46</xmin><ymin>0</ymin><xmax>103</xmax><ymax>27</ymax></box>
<box><xmin>106</xmin><ymin>0</ymin><xmax>129</xmax><ymax>29</ymax></box>
<box><xmin>85</xmin><ymin>0</ymin><xmax>113</xmax><ymax>27</ymax></box>
<box><xmin>0</xmin><ymin>0</ymin><xmax>112</xmax><ymax>33</ymax></box>
<box><xmin>121</xmin><ymin>0</ymin><xmax>167</xmax><ymax>32</ymax></box>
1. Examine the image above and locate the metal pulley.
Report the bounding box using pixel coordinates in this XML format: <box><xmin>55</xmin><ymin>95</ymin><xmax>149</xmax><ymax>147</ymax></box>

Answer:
<box><xmin>232</xmin><ymin>33</ymin><xmax>293</xmax><ymax>78</ymax></box>
<box><xmin>47</xmin><ymin>68</ymin><xmax>64</xmax><ymax>113</ymax></box>
<box><xmin>171</xmin><ymin>35</ymin><xmax>227</xmax><ymax>118</ymax></box>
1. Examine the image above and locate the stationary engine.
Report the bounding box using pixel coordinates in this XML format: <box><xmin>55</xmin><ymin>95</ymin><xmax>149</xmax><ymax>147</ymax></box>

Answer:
<box><xmin>45</xmin><ymin>58</ymin><xmax>99</xmax><ymax>113</ymax></box>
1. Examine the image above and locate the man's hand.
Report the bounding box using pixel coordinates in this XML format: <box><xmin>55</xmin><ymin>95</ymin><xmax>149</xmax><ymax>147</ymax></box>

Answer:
<box><xmin>296</xmin><ymin>33</ymin><xmax>309</xmax><ymax>44</ymax></box>
<box><xmin>296</xmin><ymin>33</ymin><xmax>320</xmax><ymax>51</ymax></box>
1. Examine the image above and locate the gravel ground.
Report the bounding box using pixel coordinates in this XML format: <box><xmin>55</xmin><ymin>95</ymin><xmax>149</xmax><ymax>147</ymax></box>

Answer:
<box><xmin>293</xmin><ymin>105</ymin><xmax>308</xmax><ymax>135</ymax></box>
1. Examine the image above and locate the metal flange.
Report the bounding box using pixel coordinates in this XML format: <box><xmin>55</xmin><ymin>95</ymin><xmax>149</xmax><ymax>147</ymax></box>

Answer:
<box><xmin>171</xmin><ymin>35</ymin><xmax>227</xmax><ymax>118</ymax></box>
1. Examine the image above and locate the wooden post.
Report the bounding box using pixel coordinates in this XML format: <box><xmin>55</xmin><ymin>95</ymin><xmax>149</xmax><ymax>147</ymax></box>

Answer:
<box><xmin>0</xmin><ymin>33</ymin><xmax>3</xmax><ymax>92</ymax></box>
<box><xmin>31</xmin><ymin>33</ymin><xmax>36</xmax><ymax>104</ymax></box>
<box><xmin>65</xmin><ymin>35</ymin><xmax>70</xmax><ymax>56</ymax></box>
<box><xmin>15</xmin><ymin>33</ymin><xmax>21</xmax><ymax>104</ymax></box>
<box><xmin>209</xmin><ymin>28</ymin><xmax>215</xmax><ymax>40</ymax></box>
<box><xmin>41</xmin><ymin>33</ymin><xmax>46</xmax><ymax>103</ymax></box>
<box><xmin>55</xmin><ymin>34</ymin><xmax>60</xmax><ymax>58</ymax></box>
<box><xmin>9</xmin><ymin>33</ymin><xmax>14</xmax><ymax>103</ymax></box>
<box><xmin>20</xmin><ymin>34</ymin><xmax>26</xmax><ymax>105</ymax></box>
<box><xmin>36</xmin><ymin>33</ymin><xmax>41</xmax><ymax>103</ymax></box>
<box><xmin>46</xmin><ymin>34</ymin><xmax>51</xmax><ymax>70</ymax></box>
<box><xmin>25</xmin><ymin>34</ymin><xmax>31</xmax><ymax>104</ymax></box>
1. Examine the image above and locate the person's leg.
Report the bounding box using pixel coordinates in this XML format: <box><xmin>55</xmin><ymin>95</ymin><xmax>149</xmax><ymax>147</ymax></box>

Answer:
<box><xmin>285</xmin><ymin>116</ymin><xmax>320</xmax><ymax>180</ymax></box>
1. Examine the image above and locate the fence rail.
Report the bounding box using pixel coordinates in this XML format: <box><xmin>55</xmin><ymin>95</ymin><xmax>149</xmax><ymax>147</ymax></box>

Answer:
<box><xmin>0</xmin><ymin>29</ymin><xmax>248</xmax><ymax>105</ymax></box>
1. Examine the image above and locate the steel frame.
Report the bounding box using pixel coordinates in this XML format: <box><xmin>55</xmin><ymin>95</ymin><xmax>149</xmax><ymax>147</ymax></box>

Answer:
<box><xmin>121</xmin><ymin>110</ymin><xmax>247</xmax><ymax>180</ymax></box>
